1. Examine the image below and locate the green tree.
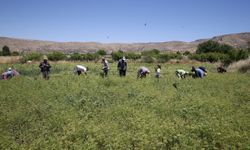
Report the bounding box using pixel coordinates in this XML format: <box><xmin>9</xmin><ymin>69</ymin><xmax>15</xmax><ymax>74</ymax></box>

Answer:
<box><xmin>11</xmin><ymin>51</ymin><xmax>20</xmax><ymax>56</ymax></box>
<box><xmin>111</xmin><ymin>50</ymin><xmax>124</xmax><ymax>61</ymax></box>
<box><xmin>2</xmin><ymin>45</ymin><xmax>11</xmax><ymax>56</ymax></box>
<box><xmin>141</xmin><ymin>49</ymin><xmax>160</xmax><ymax>57</ymax></box>
<box><xmin>48</xmin><ymin>51</ymin><xmax>66</xmax><ymax>61</ymax></box>
<box><xmin>96</xmin><ymin>49</ymin><xmax>107</xmax><ymax>56</ymax></box>
<box><xmin>196</xmin><ymin>40</ymin><xmax>220</xmax><ymax>53</ymax></box>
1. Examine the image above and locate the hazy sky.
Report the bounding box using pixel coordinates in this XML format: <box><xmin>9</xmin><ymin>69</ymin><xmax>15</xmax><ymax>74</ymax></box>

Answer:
<box><xmin>0</xmin><ymin>0</ymin><xmax>249</xmax><ymax>43</ymax></box>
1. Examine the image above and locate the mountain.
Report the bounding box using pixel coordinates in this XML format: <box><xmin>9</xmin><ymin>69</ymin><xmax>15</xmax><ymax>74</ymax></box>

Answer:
<box><xmin>0</xmin><ymin>32</ymin><xmax>249</xmax><ymax>53</ymax></box>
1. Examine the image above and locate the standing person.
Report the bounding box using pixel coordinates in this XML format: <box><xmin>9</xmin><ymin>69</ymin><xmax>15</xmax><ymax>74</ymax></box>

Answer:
<box><xmin>74</xmin><ymin>65</ymin><xmax>88</xmax><ymax>75</ymax></box>
<box><xmin>155</xmin><ymin>65</ymin><xmax>161</xmax><ymax>78</ymax></box>
<box><xmin>101</xmin><ymin>57</ymin><xmax>109</xmax><ymax>77</ymax></box>
<box><xmin>39</xmin><ymin>57</ymin><xmax>51</xmax><ymax>80</ymax></box>
<box><xmin>137</xmin><ymin>66</ymin><xmax>150</xmax><ymax>78</ymax></box>
<box><xmin>117</xmin><ymin>56</ymin><xmax>127</xmax><ymax>77</ymax></box>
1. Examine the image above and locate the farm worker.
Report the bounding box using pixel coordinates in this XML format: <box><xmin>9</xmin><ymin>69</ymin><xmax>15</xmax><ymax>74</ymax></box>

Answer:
<box><xmin>191</xmin><ymin>66</ymin><xmax>205</xmax><ymax>78</ymax></box>
<box><xmin>39</xmin><ymin>57</ymin><xmax>51</xmax><ymax>80</ymax></box>
<box><xmin>176</xmin><ymin>69</ymin><xmax>189</xmax><ymax>78</ymax></box>
<box><xmin>102</xmin><ymin>57</ymin><xmax>109</xmax><ymax>77</ymax></box>
<box><xmin>198</xmin><ymin>66</ymin><xmax>207</xmax><ymax>76</ymax></box>
<box><xmin>117</xmin><ymin>56</ymin><xmax>127</xmax><ymax>77</ymax></box>
<box><xmin>155</xmin><ymin>64</ymin><xmax>161</xmax><ymax>78</ymax></box>
<box><xmin>137</xmin><ymin>66</ymin><xmax>150</xmax><ymax>78</ymax></box>
<box><xmin>1</xmin><ymin>68</ymin><xmax>20</xmax><ymax>80</ymax></box>
<box><xmin>217</xmin><ymin>66</ymin><xmax>227</xmax><ymax>73</ymax></box>
<box><xmin>74</xmin><ymin>65</ymin><xmax>88</xmax><ymax>75</ymax></box>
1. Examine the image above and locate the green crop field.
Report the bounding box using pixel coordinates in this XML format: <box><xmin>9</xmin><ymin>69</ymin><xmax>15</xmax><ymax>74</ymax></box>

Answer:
<box><xmin>0</xmin><ymin>62</ymin><xmax>249</xmax><ymax>149</ymax></box>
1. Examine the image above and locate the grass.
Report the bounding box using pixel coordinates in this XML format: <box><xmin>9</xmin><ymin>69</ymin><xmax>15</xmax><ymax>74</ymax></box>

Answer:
<box><xmin>0</xmin><ymin>62</ymin><xmax>249</xmax><ymax>149</ymax></box>
<box><xmin>228</xmin><ymin>57</ymin><xmax>250</xmax><ymax>73</ymax></box>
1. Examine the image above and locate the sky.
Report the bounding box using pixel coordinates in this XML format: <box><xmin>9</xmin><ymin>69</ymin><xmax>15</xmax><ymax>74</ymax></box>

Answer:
<box><xmin>0</xmin><ymin>0</ymin><xmax>250</xmax><ymax>43</ymax></box>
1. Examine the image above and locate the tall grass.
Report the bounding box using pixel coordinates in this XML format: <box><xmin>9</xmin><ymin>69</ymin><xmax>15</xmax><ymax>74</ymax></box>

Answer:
<box><xmin>0</xmin><ymin>56</ymin><xmax>20</xmax><ymax>64</ymax></box>
<box><xmin>0</xmin><ymin>62</ymin><xmax>249</xmax><ymax>149</ymax></box>
<box><xmin>228</xmin><ymin>57</ymin><xmax>250</xmax><ymax>73</ymax></box>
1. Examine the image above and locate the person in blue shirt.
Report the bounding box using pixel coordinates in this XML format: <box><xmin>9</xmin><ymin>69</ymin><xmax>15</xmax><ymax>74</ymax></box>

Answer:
<box><xmin>191</xmin><ymin>66</ymin><xmax>205</xmax><ymax>78</ymax></box>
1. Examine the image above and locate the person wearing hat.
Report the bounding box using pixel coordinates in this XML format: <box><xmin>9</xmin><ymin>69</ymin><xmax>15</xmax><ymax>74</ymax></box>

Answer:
<box><xmin>39</xmin><ymin>57</ymin><xmax>51</xmax><ymax>80</ymax></box>
<box><xmin>117</xmin><ymin>56</ymin><xmax>127</xmax><ymax>77</ymax></box>
<box><xmin>1</xmin><ymin>67</ymin><xmax>20</xmax><ymax>80</ymax></box>
<box><xmin>1</xmin><ymin>68</ymin><xmax>13</xmax><ymax>80</ymax></box>
<box><xmin>137</xmin><ymin>66</ymin><xmax>150</xmax><ymax>78</ymax></box>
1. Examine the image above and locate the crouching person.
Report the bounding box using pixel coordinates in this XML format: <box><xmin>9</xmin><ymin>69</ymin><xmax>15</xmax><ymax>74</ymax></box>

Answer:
<box><xmin>74</xmin><ymin>65</ymin><xmax>88</xmax><ymax>75</ymax></box>
<box><xmin>1</xmin><ymin>68</ymin><xmax>20</xmax><ymax>80</ymax></box>
<box><xmin>176</xmin><ymin>69</ymin><xmax>189</xmax><ymax>79</ymax></box>
<box><xmin>217</xmin><ymin>66</ymin><xmax>227</xmax><ymax>73</ymax></box>
<box><xmin>191</xmin><ymin>66</ymin><xmax>205</xmax><ymax>78</ymax></box>
<box><xmin>137</xmin><ymin>66</ymin><xmax>150</xmax><ymax>78</ymax></box>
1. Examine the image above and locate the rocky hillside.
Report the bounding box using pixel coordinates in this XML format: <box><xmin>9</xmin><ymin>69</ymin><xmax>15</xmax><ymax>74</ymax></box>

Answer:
<box><xmin>0</xmin><ymin>32</ymin><xmax>249</xmax><ymax>53</ymax></box>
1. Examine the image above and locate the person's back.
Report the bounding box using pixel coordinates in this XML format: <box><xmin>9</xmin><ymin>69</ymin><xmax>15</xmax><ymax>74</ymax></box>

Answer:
<box><xmin>195</xmin><ymin>68</ymin><xmax>205</xmax><ymax>78</ymax></box>
<box><xmin>75</xmin><ymin>65</ymin><xmax>87</xmax><ymax>75</ymax></box>
<box><xmin>198</xmin><ymin>66</ymin><xmax>207</xmax><ymax>73</ymax></box>
<box><xmin>176</xmin><ymin>69</ymin><xmax>188</xmax><ymax>78</ymax></box>
<box><xmin>217</xmin><ymin>66</ymin><xmax>226</xmax><ymax>73</ymax></box>
<box><xmin>138</xmin><ymin>66</ymin><xmax>150</xmax><ymax>78</ymax></box>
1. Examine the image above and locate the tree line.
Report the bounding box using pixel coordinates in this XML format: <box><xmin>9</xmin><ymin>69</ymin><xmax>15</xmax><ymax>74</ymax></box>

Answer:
<box><xmin>1</xmin><ymin>40</ymin><xmax>249</xmax><ymax>65</ymax></box>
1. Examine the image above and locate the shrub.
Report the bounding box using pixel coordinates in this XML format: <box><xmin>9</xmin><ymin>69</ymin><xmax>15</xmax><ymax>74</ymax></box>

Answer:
<box><xmin>157</xmin><ymin>54</ymin><xmax>170</xmax><ymax>63</ymax></box>
<box><xmin>125</xmin><ymin>52</ymin><xmax>141</xmax><ymax>60</ymax></box>
<box><xmin>189</xmin><ymin>53</ymin><xmax>229</xmax><ymax>63</ymax></box>
<box><xmin>21</xmin><ymin>52</ymin><xmax>42</xmax><ymax>62</ymax></box>
<box><xmin>183</xmin><ymin>51</ymin><xmax>190</xmax><ymax>56</ymax></box>
<box><xmin>228</xmin><ymin>57</ymin><xmax>250</xmax><ymax>73</ymax></box>
<box><xmin>70</xmin><ymin>53</ymin><xmax>82</xmax><ymax>61</ymax></box>
<box><xmin>11</xmin><ymin>51</ymin><xmax>20</xmax><ymax>56</ymax></box>
<box><xmin>141</xmin><ymin>55</ymin><xmax>154</xmax><ymax>63</ymax></box>
<box><xmin>196</xmin><ymin>40</ymin><xmax>234</xmax><ymax>54</ymax></box>
<box><xmin>47</xmin><ymin>51</ymin><xmax>66</xmax><ymax>61</ymax></box>
<box><xmin>111</xmin><ymin>51</ymin><xmax>124</xmax><ymax>61</ymax></box>
<box><xmin>96</xmin><ymin>50</ymin><xmax>107</xmax><ymax>56</ymax></box>
<box><xmin>141</xmin><ymin>49</ymin><xmax>160</xmax><ymax>57</ymax></box>
<box><xmin>2</xmin><ymin>45</ymin><xmax>11</xmax><ymax>56</ymax></box>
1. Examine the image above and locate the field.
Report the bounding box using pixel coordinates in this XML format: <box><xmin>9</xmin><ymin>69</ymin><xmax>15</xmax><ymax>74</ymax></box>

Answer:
<box><xmin>0</xmin><ymin>62</ymin><xmax>249</xmax><ymax>149</ymax></box>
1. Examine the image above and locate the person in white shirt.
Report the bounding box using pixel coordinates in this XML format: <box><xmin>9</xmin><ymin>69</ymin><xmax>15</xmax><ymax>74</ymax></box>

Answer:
<box><xmin>74</xmin><ymin>65</ymin><xmax>88</xmax><ymax>75</ymax></box>
<box><xmin>137</xmin><ymin>66</ymin><xmax>150</xmax><ymax>78</ymax></box>
<box><xmin>155</xmin><ymin>65</ymin><xmax>161</xmax><ymax>78</ymax></box>
<box><xmin>176</xmin><ymin>69</ymin><xmax>189</xmax><ymax>79</ymax></box>
<box><xmin>102</xmin><ymin>58</ymin><xmax>109</xmax><ymax>77</ymax></box>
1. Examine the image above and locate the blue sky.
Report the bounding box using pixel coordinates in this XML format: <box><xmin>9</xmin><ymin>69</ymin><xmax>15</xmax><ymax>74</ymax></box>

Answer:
<box><xmin>0</xmin><ymin>0</ymin><xmax>249</xmax><ymax>43</ymax></box>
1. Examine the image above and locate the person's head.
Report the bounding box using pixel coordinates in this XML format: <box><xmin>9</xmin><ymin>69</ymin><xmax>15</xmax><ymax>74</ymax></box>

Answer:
<box><xmin>8</xmin><ymin>67</ymin><xmax>12</xmax><ymax>71</ymax></box>
<box><xmin>157</xmin><ymin>65</ymin><xmax>161</xmax><ymax>69</ymax></box>
<box><xmin>191</xmin><ymin>66</ymin><xmax>195</xmax><ymax>72</ymax></box>
<box><xmin>102</xmin><ymin>57</ymin><xmax>105</xmax><ymax>62</ymax></box>
<box><xmin>86</xmin><ymin>67</ymin><xmax>89</xmax><ymax>71</ymax></box>
<box><xmin>122</xmin><ymin>56</ymin><xmax>126</xmax><ymax>61</ymax></box>
<box><xmin>43</xmin><ymin>58</ymin><xmax>48</xmax><ymax>62</ymax></box>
